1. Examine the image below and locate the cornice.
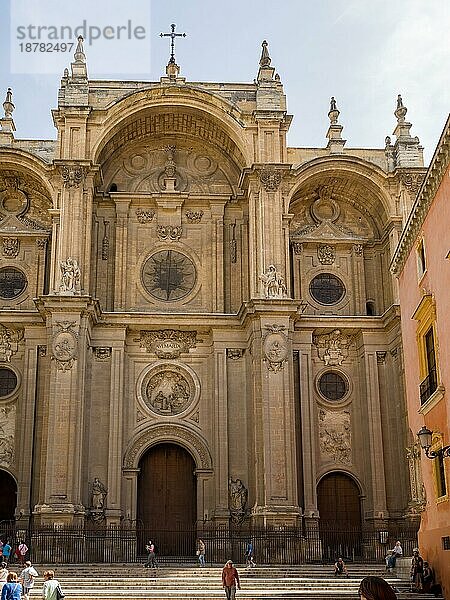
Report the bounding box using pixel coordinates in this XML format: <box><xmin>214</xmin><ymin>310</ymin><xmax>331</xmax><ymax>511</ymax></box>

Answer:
<box><xmin>391</xmin><ymin>114</ymin><xmax>450</xmax><ymax>275</ymax></box>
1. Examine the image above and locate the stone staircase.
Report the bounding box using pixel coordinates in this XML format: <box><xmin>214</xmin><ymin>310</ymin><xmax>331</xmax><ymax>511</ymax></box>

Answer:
<box><xmin>23</xmin><ymin>564</ymin><xmax>443</xmax><ymax>599</ymax></box>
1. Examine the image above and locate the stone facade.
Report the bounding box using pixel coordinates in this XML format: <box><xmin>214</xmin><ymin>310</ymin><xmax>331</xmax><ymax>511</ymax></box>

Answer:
<box><xmin>0</xmin><ymin>39</ymin><xmax>425</xmax><ymax>531</ymax></box>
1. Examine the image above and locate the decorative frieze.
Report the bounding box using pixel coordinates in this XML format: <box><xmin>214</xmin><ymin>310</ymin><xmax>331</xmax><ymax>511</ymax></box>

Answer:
<box><xmin>2</xmin><ymin>237</ymin><xmax>19</xmax><ymax>258</ymax></box>
<box><xmin>313</xmin><ymin>329</ymin><xmax>353</xmax><ymax>366</ymax></box>
<box><xmin>139</xmin><ymin>329</ymin><xmax>197</xmax><ymax>359</ymax></box>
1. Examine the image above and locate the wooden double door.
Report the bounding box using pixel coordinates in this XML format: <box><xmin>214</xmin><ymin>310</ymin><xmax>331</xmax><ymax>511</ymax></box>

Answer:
<box><xmin>137</xmin><ymin>443</ymin><xmax>196</xmax><ymax>555</ymax></box>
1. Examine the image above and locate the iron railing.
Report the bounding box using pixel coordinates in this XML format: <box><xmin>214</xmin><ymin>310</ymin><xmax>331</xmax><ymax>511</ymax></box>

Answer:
<box><xmin>0</xmin><ymin>522</ymin><xmax>418</xmax><ymax>565</ymax></box>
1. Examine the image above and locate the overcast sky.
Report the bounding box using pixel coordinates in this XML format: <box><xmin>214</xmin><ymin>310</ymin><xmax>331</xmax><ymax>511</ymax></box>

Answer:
<box><xmin>0</xmin><ymin>0</ymin><xmax>448</xmax><ymax>163</ymax></box>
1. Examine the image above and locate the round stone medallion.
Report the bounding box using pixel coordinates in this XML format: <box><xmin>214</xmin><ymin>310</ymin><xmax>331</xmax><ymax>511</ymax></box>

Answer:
<box><xmin>141</xmin><ymin>365</ymin><xmax>195</xmax><ymax>416</ymax></box>
<box><xmin>142</xmin><ymin>250</ymin><xmax>197</xmax><ymax>302</ymax></box>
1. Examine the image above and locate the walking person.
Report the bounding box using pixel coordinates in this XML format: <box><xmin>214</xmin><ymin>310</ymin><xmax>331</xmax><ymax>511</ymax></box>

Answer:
<box><xmin>1</xmin><ymin>543</ymin><xmax>11</xmax><ymax>567</ymax></box>
<box><xmin>42</xmin><ymin>570</ymin><xmax>64</xmax><ymax>600</ymax></box>
<box><xmin>0</xmin><ymin>572</ymin><xmax>21</xmax><ymax>600</ymax></box>
<box><xmin>196</xmin><ymin>539</ymin><xmax>206</xmax><ymax>567</ymax></box>
<box><xmin>244</xmin><ymin>541</ymin><xmax>255</xmax><ymax>568</ymax></box>
<box><xmin>410</xmin><ymin>548</ymin><xmax>424</xmax><ymax>592</ymax></box>
<box><xmin>222</xmin><ymin>560</ymin><xmax>241</xmax><ymax>600</ymax></box>
<box><xmin>144</xmin><ymin>540</ymin><xmax>158</xmax><ymax>568</ymax></box>
<box><xmin>358</xmin><ymin>575</ymin><xmax>397</xmax><ymax>600</ymax></box>
<box><xmin>0</xmin><ymin>564</ymin><xmax>8</xmax><ymax>592</ymax></box>
<box><xmin>15</xmin><ymin>541</ymin><xmax>28</xmax><ymax>566</ymax></box>
<box><xmin>20</xmin><ymin>561</ymin><xmax>39</xmax><ymax>600</ymax></box>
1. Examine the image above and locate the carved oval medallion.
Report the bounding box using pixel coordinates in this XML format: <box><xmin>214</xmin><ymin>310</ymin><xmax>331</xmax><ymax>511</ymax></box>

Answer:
<box><xmin>263</xmin><ymin>332</ymin><xmax>288</xmax><ymax>365</ymax></box>
<box><xmin>140</xmin><ymin>364</ymin><xmax>197</xmax><ymax>416</ymax></box>
<box><xmin>51</xmin><ymin>331</ymin><xmax>77</xmax><ymax>362</ymax></box>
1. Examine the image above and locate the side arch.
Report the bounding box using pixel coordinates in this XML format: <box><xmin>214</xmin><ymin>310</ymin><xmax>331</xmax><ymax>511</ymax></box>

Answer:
<box><xmin>123</xmin><ymin>423</ymin><xmax>213</xmax><ymax>472</ymax></box>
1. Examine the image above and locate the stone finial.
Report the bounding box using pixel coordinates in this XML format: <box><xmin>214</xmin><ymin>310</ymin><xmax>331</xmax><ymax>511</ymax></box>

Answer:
<box><xmin>326</xmin><ymin>96</ymin><xmax>346</xmax><ymax>153</ymax></box>
<box><xmin>328</xmin><ymin>96</ymin><xmax>340</xmax><ymax>124</ymax></box>
<box><xmin>395</xmin><ymin>93</ymin><xmax>407</xmax><ymax>122</ymax></box>
<box><xmin>3</xmin><ymin>88</ymin><xmax>14</xmax><ymax>118</ymax></box>
<box><xmin>74</xmin><ymin>36</ymin><xmax>86</xmax><ymax>63</ymax></box>
<box><xmin>392</xmin><ymin>93</ymin><xmax>423</xmax><ymax>168</ymax></box>
<box><xmin>260</xmin><ymin>40</ymin><xmax>271</xmax><ymax>67</ymax></box>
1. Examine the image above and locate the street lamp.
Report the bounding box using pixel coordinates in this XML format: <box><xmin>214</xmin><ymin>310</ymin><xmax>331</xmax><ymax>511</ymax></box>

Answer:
<box><xmin>417</xmin><ymin>426</ymin><xmax>450</xmax><ymax>459</ymax></box>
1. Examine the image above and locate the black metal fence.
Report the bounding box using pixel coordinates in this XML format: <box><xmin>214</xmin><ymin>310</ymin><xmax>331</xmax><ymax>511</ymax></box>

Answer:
<box><xmin>0</xmin><ymin>522</ymin><xmax>418</xmax><ymax>565</ymax></box>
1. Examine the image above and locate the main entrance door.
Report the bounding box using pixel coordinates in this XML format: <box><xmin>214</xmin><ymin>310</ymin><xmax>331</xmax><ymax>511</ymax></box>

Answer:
<box><xmin>0</xmin><ymin>470</ymin><xmax>17</xmax><ymax>521</ymax></box>
<box><xmin>317</xmin><ymin>472</ymin><xmax>362</xmax><ymax>560</ymax></box>
<box><xmin>137</xmin><ymin>443</ymin><xmax>196</xmax><ymax>556</ymax></box>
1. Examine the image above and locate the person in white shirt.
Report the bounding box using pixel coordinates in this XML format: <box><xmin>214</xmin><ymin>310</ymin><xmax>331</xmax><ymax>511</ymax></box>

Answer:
<box><xmin>42</xmin><ymin>570</ymin><xmax>63</xmax><ymax>600</ymax></box>
<box><xmin>20</xmin><ymin>561</ymin><xmax>39</xmax><ymax>600</ymax></box>
<box><xmin>386</xmin><ymin>540</ymin><xmax>402</xmax><ymax>570</ymax></box>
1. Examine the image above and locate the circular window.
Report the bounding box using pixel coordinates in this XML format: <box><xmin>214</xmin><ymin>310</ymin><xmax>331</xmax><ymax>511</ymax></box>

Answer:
<box><xmin>318</xmin><ymin>371</ymin><xmax>348</xmax><ymax>401</ymax></box>
<box><xmin>142</xmin><ymin>250</ymin><xmax>197</xmax><ymax>302</ymax></box>
<box><xmin>0</xmin><ymin>267</ymin><xmax>27</xmax><ymax>299</ymax></box>
<box><xmin>309</xmin><ymin>273</ymin><xmax>345</xmax><ymax>305</ymax></box>
<box><xmin>0</xmin><ymin>367</ymin><xmax>18</xmax><ymax>397</ymax></box>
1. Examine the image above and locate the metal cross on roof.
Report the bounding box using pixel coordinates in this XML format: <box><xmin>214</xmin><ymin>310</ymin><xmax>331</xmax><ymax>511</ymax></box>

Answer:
<box><xmin>160</xmin><ymin>23</ymin><xmax>186</xmax><ymax>65</ymax></box>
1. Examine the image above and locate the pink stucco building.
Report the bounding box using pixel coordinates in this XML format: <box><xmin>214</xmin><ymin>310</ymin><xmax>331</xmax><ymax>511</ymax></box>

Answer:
<box><xmin>392</xmin><ymin>114</ymin><xmax>450</xmax><ymax>595</ymax></box>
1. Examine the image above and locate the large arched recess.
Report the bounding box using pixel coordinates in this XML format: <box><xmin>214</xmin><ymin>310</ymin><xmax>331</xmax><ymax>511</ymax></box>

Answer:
<box><xmin>287</xmin><ymin>156</ymin><xmax>393</xmax><ymax>234</ymax></box>
<box><xmin>0</xmin><ymin>469</ymin><xmax>17</xmax><ymax>521</ymax></box>
<box><xmin>92</xmin><ymin>87</ymin><xmax>250</xmax><ymax>180</ymax></box>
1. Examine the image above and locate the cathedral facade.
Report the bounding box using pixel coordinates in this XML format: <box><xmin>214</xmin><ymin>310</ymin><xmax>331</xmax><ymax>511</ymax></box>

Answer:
<box><xmin>0</xmin><ymin>38</ymin><xmax>426</xmax><ymax>541</ymax></box>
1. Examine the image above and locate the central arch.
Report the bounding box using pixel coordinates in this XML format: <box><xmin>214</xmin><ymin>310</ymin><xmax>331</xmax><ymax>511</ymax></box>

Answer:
<box><xmin>137</xmin><ymin>443</ymin><xmax>196</xmax><ymax>556</ymax></box>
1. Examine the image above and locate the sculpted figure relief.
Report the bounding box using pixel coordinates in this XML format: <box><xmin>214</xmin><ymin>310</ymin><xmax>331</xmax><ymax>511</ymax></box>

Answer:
<box><xmin>259</xmin><ymin>265</ymin><xmax>287</xmax><ymax>299</ymax></box>
<box><xmin>60</xmin><ymin>257</ymin><xmax>81</xmax><ymax>294</ymax></box>
<box><xmin>229</xmin><ymin>478</ymin><xmax>248</xmax><ymax>524</ymax></box>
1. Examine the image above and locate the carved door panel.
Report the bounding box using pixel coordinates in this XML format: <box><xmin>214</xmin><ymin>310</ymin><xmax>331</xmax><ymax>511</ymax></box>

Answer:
<box><xmin>137</xmin><ymin>443</ymin><xmax>196</xmax><ymax>555</ymax></box>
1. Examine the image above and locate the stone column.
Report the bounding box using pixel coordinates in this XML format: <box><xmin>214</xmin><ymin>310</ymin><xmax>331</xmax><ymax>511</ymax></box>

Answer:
<box><xmin>210</xmin><ymin>201</ymin><xmax>226</xmax><ymax>312</ymax></box>
<box><xmin>34</xmin><ymin>296</ymin><xmax>100</xmax><ymax>524</ymax></box>
<box><xmin>213</xmin><ymin>348</ymin><xmax>229</xmax><ymax>522</ymax></box>
<box><xmin>352</xmin><ymin>244</ymin><xmax>365</xmax><ymax>314</ymax></box>
<box><xmin>114</xmin><ymin>199</ymin><xmax>131</xmax><ymax>310</ymax></box>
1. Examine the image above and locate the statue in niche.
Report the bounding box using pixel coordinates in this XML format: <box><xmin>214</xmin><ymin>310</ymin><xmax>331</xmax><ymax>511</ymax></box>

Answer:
<box><xmin>60</xmin><ymin>257</ymin><xmax>81</xmax><ymax>294</ymax></box>
<box><xmin>259</xmin><ymin>265</ymin><xmax>287</xmax><ymax>299</ymax></box>
<box><xmin>229</xmin><ymin>478</ymin><xmax>248</xmax><ymax>524</ymax></box>
<box><xmin>91</xmin><ymin>477</ymin><xmax>107</xmax><ymax>510</ymax></box>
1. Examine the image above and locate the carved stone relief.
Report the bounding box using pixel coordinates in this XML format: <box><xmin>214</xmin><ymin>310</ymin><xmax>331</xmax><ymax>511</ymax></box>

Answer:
<box><xmin>140</xmin><ymin>364</ymin><xmax>196</xmax><ymax>416</ymax></box>
<box><xmin>0</xmin><ymin>324</ymin><xmax>23</xmax><ymax>362</ymax></box>
<box><xmin>136</xmin><ymin>209</ymin><xmax>155</xmax><ymax>223</ymax></box>
<box><xmin>313</xmin><ymin>329</ymin><xmax>353</xmax><ymax>366</ymax></box>
<box><xmin>400</xmin><ymin>172</ymin><xmax>425</xmax><ymax>197</ymax></box>
<box><xmin>60</xmin><ymin>165</ymin><xmax>86</xmax><ymax>188</ymax></box>
<box><xmin>318</xmin><ymin>408</ymin><xmax>351</xmax><ymax>465</ymax></box>
<box><xmin>94</xmin><ymin>347</ymin><xmax>112</xmax><ymax>361</ymax></box>
<box><xmin>263</xmin><ymin>325</ymin><xmax>288</xmax><ymax>373</ymax></box>
<box><xmin>230</xmin><ymin>222</ymin><xmax>237</xmax><ymax>263</ymax></box>
<box><xmin>227</xmin><ymin>349</ymin><xmax>244</xmax><ymax>360</ymax></box>
<box><xmin>259</xmin><ymin>168</ymin><xmax>282</xmax><ymax>192</ymax></box>
<box><xmin>317</xmin><ymin>244</ymin><xmax>335</xmax><ymax>265</ymax></box>
<box><xmin>51</xmin><ymin>321</ymin><xmax>78</xmax><ymax>371</ymax></box>
<box><xmin>2</xmin><ymin>237</ymin><xmax>19</xmax><ymax>258</ymax></box>
<box><xmin>406</xmin><ymin>442</ymin><xmax>426</xmax><ymax>514</ymax></box>
<box><xmin>185</xmin><ymin>210</ymin><xmax>204</xmax><ymax>223</ymax></box>
<box><xmin>229</xmin><ymin>477</ymin><xmax>248</xmax><ymax>524</ymax></box>
<box><xmin>123</xmin><ymin>424</ymin><xmax>212</xmax><ymax>470</ymax></box>
<box><xmin>157</xmin><ymin>225</ymin><xmax>182</xmax><ymax>242</ymax></box>
<box><xmin>0</xmin><ymin>403</ymin><xmax>16</xmax><ymax>466</ymax></box>
<box><xmin>0</xmin><ymin>171</ymin><xmax>52</xmax><ymax>231</ymax></box>
<box><xmin>139</xmin><ymin>330</ymin><xmax>197</xmax><ymax>359</ymax></box>
<box><xmin>101</xmin><ymin>220</ymin><xmax>109</xmax><ymax>260</ymax></box>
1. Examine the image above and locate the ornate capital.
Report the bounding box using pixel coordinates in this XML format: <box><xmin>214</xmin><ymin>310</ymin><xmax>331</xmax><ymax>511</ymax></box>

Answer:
<box><xmin>317</xmin><ymin>244</ymin><xmax>335</xmax><ymax>265</ymax></box>
<box><xmin>227</xmin><ymin>348</ymin><xmax>244</xmax><ymax>360</ymax></box>
<box><xmin>292</xmin><ymin>242</ymin><xmax>303</xmax><ymax>255</ymax></box>
<box><xmin>259</xmin><ymin>168</ymin><xmax>282</xmax><ymax>192</ymax></box>
<box><xmin>94</xmin><ymin>347</ymin><xmax>112</xmax><ymax>361</ymax></box>
<box><xmin>59</xmin><ymin>165</ymin><xmax>87</xmax><ymax>188</ymax></box>
<box><xmin>185</xmin><ymin>210</ymin><xmax>204</xmax><ymax>223</ymax></box>
<box><xmin>400</xmin><ymin>172</ymin><xmax>425</xmax><ymax>196</ymax></box>
<box><xmin>139</xmin><ymin>329</ymin><xmax>197</xmax><ymax>359</ymax></box>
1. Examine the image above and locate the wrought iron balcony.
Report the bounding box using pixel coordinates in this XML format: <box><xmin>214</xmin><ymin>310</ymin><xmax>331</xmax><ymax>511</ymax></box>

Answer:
<box><xmin>419</xmin><ymin>366</ymin><xmax>437</xmax><ymax>405</ymax></box>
